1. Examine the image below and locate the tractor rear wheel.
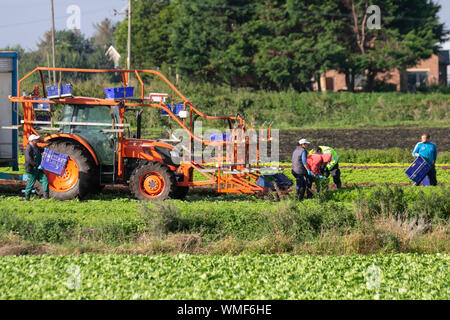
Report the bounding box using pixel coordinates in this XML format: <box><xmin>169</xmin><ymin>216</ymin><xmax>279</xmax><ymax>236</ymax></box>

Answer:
<box><xmin>36</xmin><ymin>141</ymin><xmax>97</xmax><ymax>200</ymax></box>
<box><xmin>129</xmin><ymin>162</ymin><xmax>176</xmax><ymax>201</ymax></box>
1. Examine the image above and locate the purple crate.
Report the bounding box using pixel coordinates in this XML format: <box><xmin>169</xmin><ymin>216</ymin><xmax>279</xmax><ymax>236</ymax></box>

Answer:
<box><xmin>405</xmin><ymin>156</ymin><xmax>431</xmax><ymax>184</ymax></box>
<box><xmin>41</xmin><ymin>148</ymin><xmax>69</xmax><ymax>176</ymax></box>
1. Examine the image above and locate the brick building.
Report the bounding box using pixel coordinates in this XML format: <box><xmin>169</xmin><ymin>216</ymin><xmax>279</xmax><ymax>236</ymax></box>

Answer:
<box><xmin>314</xmin><ymin>50</ymin><xmax>450</xmax><ymax>92</ymax></box>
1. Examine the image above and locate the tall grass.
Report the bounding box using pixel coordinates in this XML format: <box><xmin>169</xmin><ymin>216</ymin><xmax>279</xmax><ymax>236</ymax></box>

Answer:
<box><xmin>0</xmin><ymin>186</ymin><xmax>448</xmax><ymax>255</ymax></box>
<box><xmin>19</xmin><ymin>79</ymin><xmax>450</xmax><ymax>129</ymax></box>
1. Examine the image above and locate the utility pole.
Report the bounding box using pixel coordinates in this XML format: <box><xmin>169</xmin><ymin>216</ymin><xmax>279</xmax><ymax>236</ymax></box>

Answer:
<box><xmin>127</xmin><ymin>0</ymin><xmax>131</xmax><ymax>70</ymax></box>
<box><xmin>50</xmin><ymin>0</ymin><xmax>56</xmax><ymax>84</ymax></box>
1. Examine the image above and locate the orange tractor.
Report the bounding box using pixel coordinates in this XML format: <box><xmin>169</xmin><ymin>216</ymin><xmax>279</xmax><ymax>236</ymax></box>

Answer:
<box><xmin>9</xmin><ymin>67</ymin><xmax>288</xmax><ymax>200</ymax></box>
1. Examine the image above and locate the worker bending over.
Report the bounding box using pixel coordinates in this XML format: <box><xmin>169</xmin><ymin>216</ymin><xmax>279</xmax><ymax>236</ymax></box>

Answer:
<box><xmin>315</xmin><ymin>145</ymin><xmax>341</xmax><ymax>189</ymax></box>
<box><xmin>307</xmin><ymin>146</ymin><xmax>331</xmax><ymax>192</ymax></box>
<box><xmin>412</xmin><ymin>133</ymin><xmax>438</xmax><ymax>186</ymax></box>
<box><xmin>24</xmin><ymin>134</ymin><xmax>49</xmax><ymax>201</ymax></box>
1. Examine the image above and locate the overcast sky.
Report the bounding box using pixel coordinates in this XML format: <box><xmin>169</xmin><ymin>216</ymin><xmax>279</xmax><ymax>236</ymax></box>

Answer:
<box><xmin>1</xmin><ymin>0</ymin><xmax>450</xmax><ymax>51</ymax></box>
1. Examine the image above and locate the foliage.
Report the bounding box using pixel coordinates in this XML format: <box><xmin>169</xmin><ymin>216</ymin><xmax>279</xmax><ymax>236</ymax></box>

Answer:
<box><xmin>0</xmin><ymin>184</ymin><xmax>448</xmax><ymax>249</ymax></box>
<box><xmin>338</xmin><ymin>148</ymin><xmax>450</xmax><ymax>164</ymax></box>
<box><xmin>115</xmin><ymin>0</ymin><xmax>177</xmax><ymax>69</ymax></box>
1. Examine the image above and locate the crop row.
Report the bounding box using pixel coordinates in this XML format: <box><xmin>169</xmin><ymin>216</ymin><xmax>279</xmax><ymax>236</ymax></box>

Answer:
<box><xmin>0</xmin><ymin>253</ymin><xmax>448</xmax><ymax>299</ymax></box>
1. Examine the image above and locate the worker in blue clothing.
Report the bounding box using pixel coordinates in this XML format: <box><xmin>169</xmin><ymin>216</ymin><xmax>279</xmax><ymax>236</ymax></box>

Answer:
<box><xmin>291</xmin><ymin>138</ymin><xmax>313</xmax><ymax>200</ymax></box>
<box><xmin>24</xmin><ymin>134</ymin><xmax>50</xmax><ymax>201</ymax></box>
<box><xmin>412</xmin><ymin>133</ymin><xmax>438</xmax><ymax>186</ymax></box>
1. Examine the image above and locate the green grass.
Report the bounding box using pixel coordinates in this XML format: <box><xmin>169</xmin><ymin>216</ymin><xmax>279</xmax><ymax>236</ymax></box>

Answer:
<box><xmin>19</xmin><ymin>80</ymin><xmax>450</xmax><ymax>129</ymax></box>
<box><xmin>0</xmin><ymin>253</ymin><xmax>448</xmax><ymax>299</ymax></box>
<box><xmin>0</xmin><ymin>185</ymin><xmax>448</xmax><ymax>255</ymax></box>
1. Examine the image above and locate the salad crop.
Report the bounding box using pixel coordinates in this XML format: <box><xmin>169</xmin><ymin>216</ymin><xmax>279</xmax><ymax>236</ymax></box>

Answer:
<box><xmin>0</xmin><ymin>253</ymin><xmax>448</xmax><ymax>300</ymax></box>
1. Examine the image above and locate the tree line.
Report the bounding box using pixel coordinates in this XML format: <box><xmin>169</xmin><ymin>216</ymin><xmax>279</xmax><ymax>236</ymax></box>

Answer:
<box><xmin>2</xmin><ymin>0</ymin><xmax>447</xmax><ymax>92</ymax></box>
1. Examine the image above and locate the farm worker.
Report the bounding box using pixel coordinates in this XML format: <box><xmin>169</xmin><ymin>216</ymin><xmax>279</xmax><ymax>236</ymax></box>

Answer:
<box><xmin>412</xmin><ymin>133</ymin><xmax>438</xmax><ymax>186</ymax></box>
<box><xmin>291</xmin><ymin>138</ymin><xmax>313</xmax><ymax>200</ymax></box>
<box><xmin>24</xmin><ymin>134</ymin><xmax>49</xmax><ymax>201</ymax></box>
<box><xmin>306</xmin><ymin>146</ymin><xmax>331</xmax><ymax>192</ymax></box>
<box><xmin>314</xmin><ymin>145</ymin><xmax>342</xmax><ymax>189</ymax></box>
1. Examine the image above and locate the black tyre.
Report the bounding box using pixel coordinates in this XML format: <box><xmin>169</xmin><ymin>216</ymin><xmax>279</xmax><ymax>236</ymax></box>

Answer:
<box><xmin>172</xmin><ymin>186</ymin><xmax>189</xmax><ymax>200</ymax></box>
<box><xmin>36</xmin><ymin>141</ymin><xmax>98</xmax><ymax>200</ymax></box>
<box><xmin>129</xmin><ymin>162</ymin><xmax>176</xmax><ymax>201</ymax></box>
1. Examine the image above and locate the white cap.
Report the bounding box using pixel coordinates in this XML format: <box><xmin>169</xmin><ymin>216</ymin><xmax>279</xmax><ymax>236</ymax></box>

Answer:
<box><xmin>298</xmin><ymin>138</ymin><xmax>311</xmax><ymax>145</ymax></box>
<box><xmin>28</xmin><ymin>134</ymin><xmax>41</xmax><ymax>141</ymax></box>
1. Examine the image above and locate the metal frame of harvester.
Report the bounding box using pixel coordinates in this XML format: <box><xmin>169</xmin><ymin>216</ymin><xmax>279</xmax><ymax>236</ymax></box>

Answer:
<box><xmin>5</xmin><ymin>67</ymin><xmax>283</xmax><ymax>200</ymax></box>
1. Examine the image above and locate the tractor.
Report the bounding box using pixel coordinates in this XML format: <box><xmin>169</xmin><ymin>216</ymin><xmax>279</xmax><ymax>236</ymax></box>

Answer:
<box><xmin>8</xmin><ymin>67</ymin><xmax>287</xmax><ymax>200</ymax></box>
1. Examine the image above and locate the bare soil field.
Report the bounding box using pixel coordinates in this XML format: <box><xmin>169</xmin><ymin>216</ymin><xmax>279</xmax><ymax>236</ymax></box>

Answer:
<box><xmin>279</xmin><ymin>127</ymin><xmax>449</xmax><ymax>162</ymax></box>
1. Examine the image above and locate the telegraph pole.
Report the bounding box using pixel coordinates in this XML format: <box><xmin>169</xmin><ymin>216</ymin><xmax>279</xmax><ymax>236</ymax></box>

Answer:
<box><xmin>50</xmin><ymin>0</ymin><xmax>56</xmax><ymax>84</ymax></box>
<box><xmin>127</xmin><ymin>0</ymin><xmax>131</xmax><ymax>70</ymax></box>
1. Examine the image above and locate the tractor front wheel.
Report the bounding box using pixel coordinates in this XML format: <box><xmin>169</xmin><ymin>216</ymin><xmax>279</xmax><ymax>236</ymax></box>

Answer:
<box><xmin>129</xmin><ymin>162</ymin><xmax>176</xmax><ymax>201</ymax></box>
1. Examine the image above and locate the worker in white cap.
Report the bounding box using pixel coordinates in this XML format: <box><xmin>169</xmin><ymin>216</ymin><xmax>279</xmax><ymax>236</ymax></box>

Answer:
<box><xmin>24</xmin><ymin>134</ymin><xmax>49</xmax><ymax>201</ymax></box>
<box><xmin>291</xmin><ymin>138</ymin><xmax>313</xmax><ymax>200</ymax></box>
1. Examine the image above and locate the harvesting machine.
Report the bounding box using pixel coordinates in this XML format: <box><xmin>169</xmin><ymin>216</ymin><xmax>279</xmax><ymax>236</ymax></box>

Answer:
<box><xmin>3</xmin><ymin>67</ymin><xmax>288</xmax><ymax>200</ymax></box>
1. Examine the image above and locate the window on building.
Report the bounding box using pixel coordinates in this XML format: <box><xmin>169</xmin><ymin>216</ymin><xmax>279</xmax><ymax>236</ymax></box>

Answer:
<box><xmin>407</xmin><ymin>72</ymin><xmax>428</xmax><ymax>92</ymax></box>
<box><xmin>354</xmin><ymin>74</ymin><xmax>366</xmax><ymax>89</ymax></box>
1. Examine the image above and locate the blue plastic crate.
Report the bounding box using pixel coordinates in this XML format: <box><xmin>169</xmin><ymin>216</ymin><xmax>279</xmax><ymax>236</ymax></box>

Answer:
<box><xmin>405</xmin><ymin>156</ymin><xmax>431</xmax><ymax>184</ymax></box>
<box><xmin>160</xmin><ymin>104</ymin><xmax>184</xmax><ymax>116</ymax></box>
<box><xmin>46</xmin><ymin>85</ymin><xmax>60</xmax><ymax>98</ymax></box>
<box><xmin>33</xmin><ymin>98</ymin><xmax>50</xmax><ymax>111</ymax></box>
<box><xmin>210</xmin><ymin>133</ymin><xmax>232</xmax><ymax>141</ymax></box>
<box><xmin>46</xmin><ymin>84</ymin><xmax>73</xmax><ymax>99</ymax></box>
<box><xmin>41</xmin><ymin>148</ymin><xmax>69</xmax><ymax>176</ymax></box>
<box><xmin>60</xmin><ymin>83</ymin><xmax>73</xmax><ymax>97</ymax></box>
<box><xmin>36</xmin><ymin>115</ymin><xmax>51</xmax><ymax>122</ymax></box>
<box><xmin>105</xmin><ymin>87</ymin><xmax>134</xmax><ymax>99</ymax></box>
<box><xmin>256</xmin><ymin>173</ymin><xmax>293</xmax><ymax>189</ymax></box>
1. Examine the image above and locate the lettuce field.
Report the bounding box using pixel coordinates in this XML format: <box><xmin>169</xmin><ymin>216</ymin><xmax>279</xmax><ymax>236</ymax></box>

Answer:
<box><xmin>0</xmin><ymin>160</ymin><xmax>448</xmax><ymax>300</ymax></box>
<box><xmin>0</xmin><ymin>253</ymin><xmax>448</xmax><ymax>300</ymax></box>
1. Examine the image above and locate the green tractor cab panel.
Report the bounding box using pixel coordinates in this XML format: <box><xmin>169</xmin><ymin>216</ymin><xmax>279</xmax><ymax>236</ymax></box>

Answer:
<box><xmin>60</xmin><ymin>104</ymin><xmax>119</xmax><ymax>166</ymax></box>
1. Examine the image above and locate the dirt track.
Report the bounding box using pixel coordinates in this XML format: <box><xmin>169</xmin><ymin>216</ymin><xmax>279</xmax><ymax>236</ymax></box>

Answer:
<box><xmin>279</xmin><ymin>127</ymin><xmax>449</xmax><ymax>162</ymax></box>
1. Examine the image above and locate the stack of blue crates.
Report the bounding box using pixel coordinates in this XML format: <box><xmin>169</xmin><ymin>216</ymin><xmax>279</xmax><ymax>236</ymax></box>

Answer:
<box><xmin>41</xmin><ymin>148</ymin><xmax>69</xmax><ymax>176</ymax></box>
<box><xmin>405</xmin><ymin>156</ymin><xmax>431</xmax><ymax>184</ymax></box>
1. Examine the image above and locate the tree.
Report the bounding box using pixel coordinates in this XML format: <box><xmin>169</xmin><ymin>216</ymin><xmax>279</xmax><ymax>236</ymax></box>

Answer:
<box><xmin>172</xmin><ymin>0</ymin><xmax>346</xmax><ymax>90</ymax></box>
<box><xmin>115</xmin><ymin>0</ymin><xmax>177</xmax><ymax>69</ymax></box>
<box><xmin>93</xmin><ymin>18</ymin><xmax>117</xmax><ymax>46</ymax></box>
<box><xmin>35</xmin><ymin>29</ymin><xmax>114</xmax><ymax>80</ymax></box>
<box><xmin>335</xmin><ymin>0</ymin><xmax>447</xmax><ymax>92</ymax></box>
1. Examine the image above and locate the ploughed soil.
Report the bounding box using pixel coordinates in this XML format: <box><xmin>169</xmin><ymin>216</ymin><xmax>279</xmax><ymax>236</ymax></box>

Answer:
<box><xmin>279</xmin><ymin>127</ymin><xmax>449</xmax><ymax>162</ymax></box>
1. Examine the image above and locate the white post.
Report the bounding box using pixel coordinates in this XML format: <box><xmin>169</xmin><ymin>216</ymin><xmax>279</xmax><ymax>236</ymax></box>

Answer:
<box><xmin>127</xmin><ymin>0</ymin><xmax>131</xmax><ymax>70</ymax></box>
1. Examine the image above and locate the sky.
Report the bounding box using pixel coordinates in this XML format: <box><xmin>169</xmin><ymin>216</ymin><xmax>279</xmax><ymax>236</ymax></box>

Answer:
<box><xmin>0</xmin><ymin>0</ymin><xmax>450</xmax><ymax>51</ymax></box>
<box><xmin>0</xmin><ymin>0</ymin><xmax>127</xmax><ymax>51</ymax></box>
